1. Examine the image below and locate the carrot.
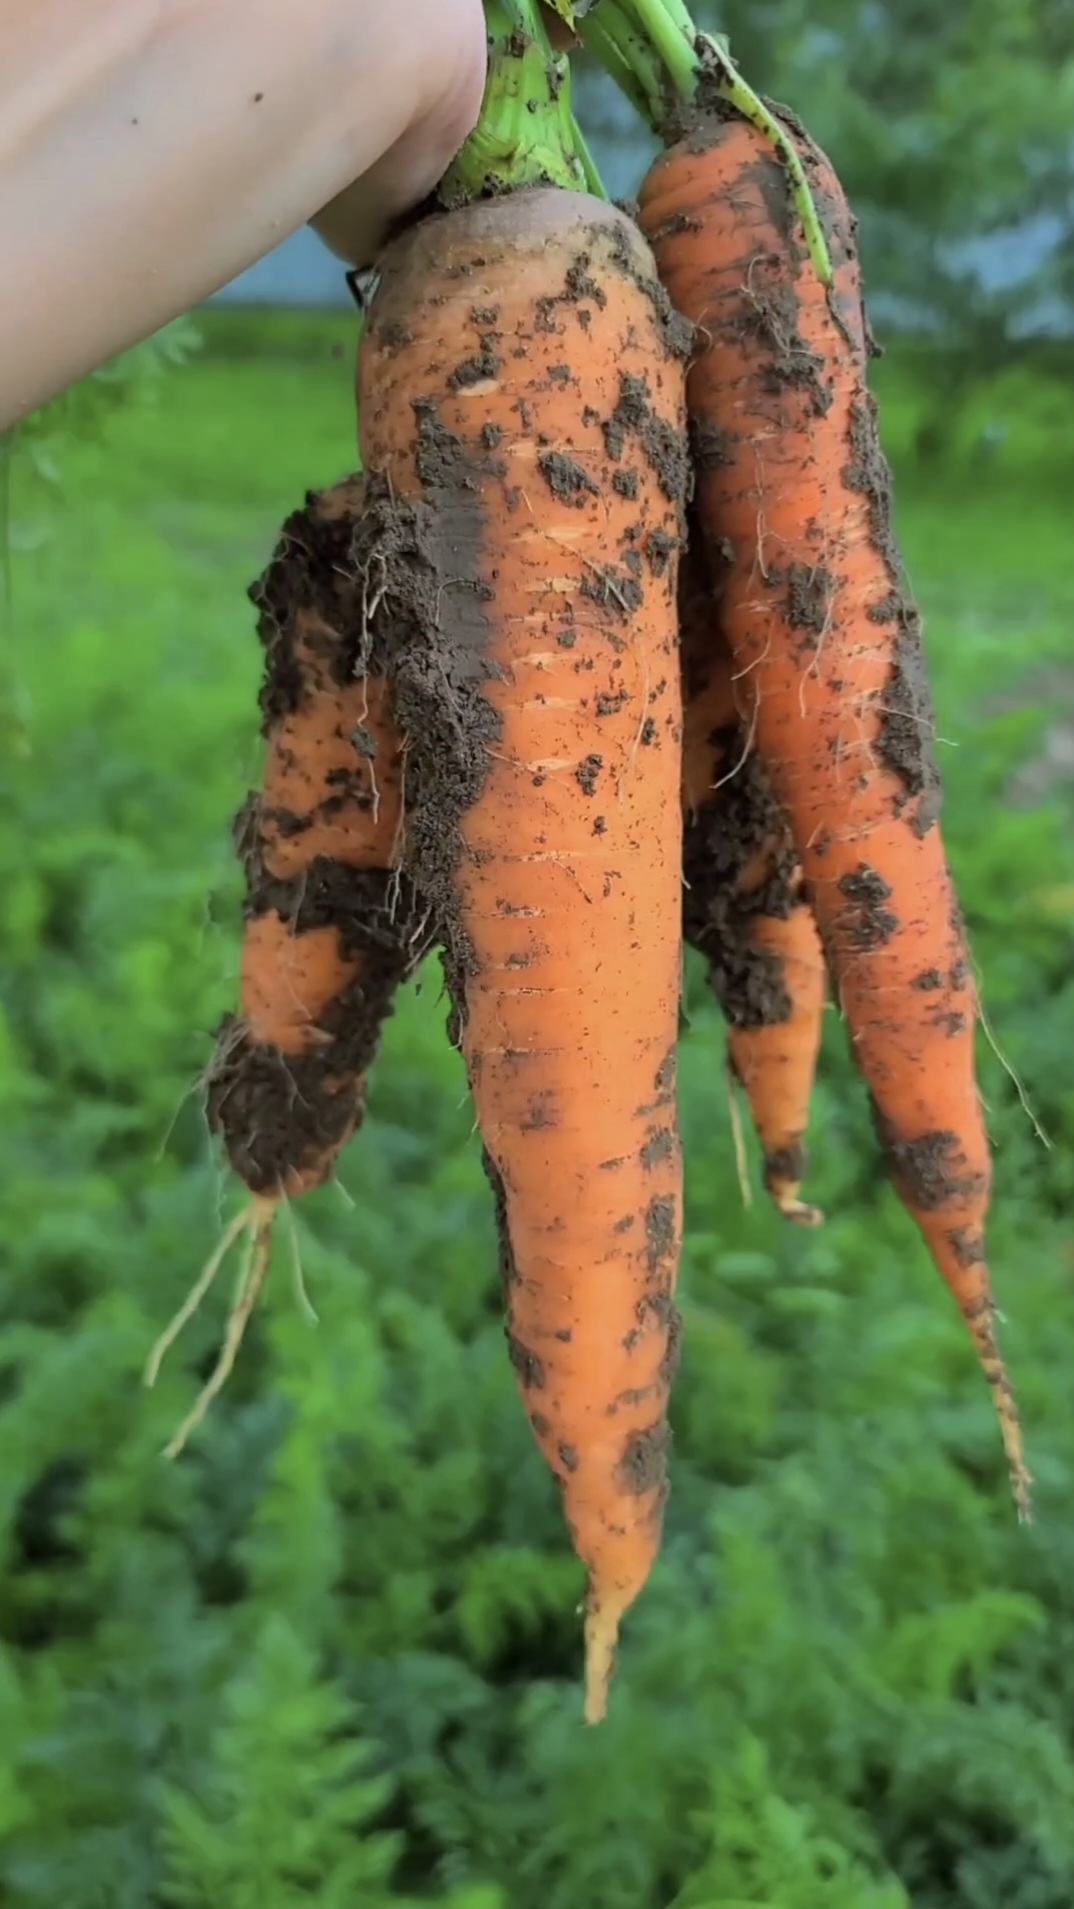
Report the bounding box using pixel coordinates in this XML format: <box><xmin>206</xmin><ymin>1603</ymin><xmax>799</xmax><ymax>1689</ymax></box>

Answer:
<box><xmin>146</xmin><ymin>476</ymin><xmax>429</xmax><ymax>1455</ymax></box>
<box><xmin>680</xmin><ymin>534</ymin><xmax>826</xmax><ymax>1224</ymax></box>
<box><xmin>639</xmin><ymin>107</ymin><xmax>1030</xmax><ymax>1512</ymax></box>
<box><xmin>354</xmin><ymin>184</ymin><xmax>689</xmax><ymax>1720</ymax></box>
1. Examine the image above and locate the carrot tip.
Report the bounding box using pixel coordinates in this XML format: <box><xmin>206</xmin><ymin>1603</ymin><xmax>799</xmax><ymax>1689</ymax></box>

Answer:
<box><xmin>1002</xmin><ymin>1421</ymin><xmax>1033</xmax><ymax>1524</ymax></box>
<box><xmin>582</xmin><ymin>1601</ymin><xmax>622</xmax><ymax>1726</ymax></box>
<box><xmin>966</xmin><ymin>1306</ymin><xmax>1032</xmax><ymax>1523</ymax></box>
<box><xmin>771</xmin><ymin>1186</ymin><xmax>824</xmax><ymax>1227</ymax></box>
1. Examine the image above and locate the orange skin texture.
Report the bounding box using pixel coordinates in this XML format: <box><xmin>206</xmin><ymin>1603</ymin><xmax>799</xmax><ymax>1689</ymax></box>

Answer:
<box><xmin>259</xmin><ymin>620</ymin><xmax>402</xmax><ymax>880</ymax></box>
<box><xmin>728</xmin><ymin>908</ymin><xmax>825</xmax><ymax>1221</ymax></box>
<box><xmin>247</xmin><ymin>655</ymin><xmax>403</xmax><ymax>1073</ymax></box>
<box><xmin>679</xmin><ymin>541</ymin><xmax>825</xmax><ymax>1222</ymax></box>
<box><xmin>641</xmin><ymin>118</ymin><xmax>1027</xmax><ymax>1511</ymax></box>
<box><xmin>358</xmin><ymin>188</ymin><xmax>687</xmax><ymax>1717</ymax></box>
<box><xmin>213</xmin><ymin>478</ymin><xmax>410</xmax><ymax>1200</ymax></box>
<box><xmin>240</xmin><ymin>912</ymin><xmax>356</xmax><ymax>1055</ymax></box>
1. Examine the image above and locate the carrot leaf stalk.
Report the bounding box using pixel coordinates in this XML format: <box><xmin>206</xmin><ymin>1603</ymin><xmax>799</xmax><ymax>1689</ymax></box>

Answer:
<box><xmin>570</xmin><ymin>113</ymin><xmax>608</xmax><ymax>199</ymax></box>
<box><xmin>441</xmin><ymin>0</ymin><xmax>592</xmax><ymax>203</ymax></box>
<box><xmin>579</xmin><ymin>0</ymin><xmax>833</xmax><ymax>285</ymax></box>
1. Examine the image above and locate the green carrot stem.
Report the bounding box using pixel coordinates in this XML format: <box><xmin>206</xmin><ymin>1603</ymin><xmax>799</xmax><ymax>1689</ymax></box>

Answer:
<box><xmin>442</xmin><ymin>0</ymin><xmax>588</xmax><ymax>202</ymax></box>
<box><xmin>578</xmin><ymin>8</ymin><xmax>654</xmax><ymax>123</ymax></box>
<box><xmin>614</xmin><ymin>0</ymin><xmax>698</xmax><ymax>96</ymax></box>
<box><xmin>695</xmin><ymin>35</ymin><xmax>833</xmax><ymax>284</ymax></box>
<box><xmin>579</xmin><ymin>0</ymin><xmax>833</xmax><ymax>284</ymax></box>
<box><xmin>570</xmin><ymin>116</ymin><xmax>608</xmax><ymax>199</ymax></box>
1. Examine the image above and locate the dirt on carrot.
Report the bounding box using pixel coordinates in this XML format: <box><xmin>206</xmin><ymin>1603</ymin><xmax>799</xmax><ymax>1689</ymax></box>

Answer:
<box><xmin>640</xmin><ymin>109</ymin><xmax>1029</xmax><ymax>1514</ymax></box>
<box><xmin>353</xmin><ymin>185</ymin><xmax>689</xmax><ymax>1721</ymax></box>
<box><xmin>679</xmin><ymin>531</ymin><xmax>825</xmax><ymax>1223</ymax></box>
<box><xmin>147</xmin><ymin>477</ymin><xmax>431</xmax><ymax>1457</ymax></box>
<box><xmin>207</xmin><ymin>477</ymin><xmax>426</xmax><ymax>1199</ymax></box>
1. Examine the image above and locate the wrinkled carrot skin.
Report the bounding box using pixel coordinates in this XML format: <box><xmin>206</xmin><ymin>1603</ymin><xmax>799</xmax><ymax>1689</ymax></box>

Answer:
<box><xmin>640</xmin><ymin>116</ymin><xmax>1028</xmax><ymax>1512</ymax></box>
<box><xmin>206</xmin><ymin>478</ymin><xmax>422</xmax><ymax>1201</ymax></box>
<box><xmin>357</xmin><ymin>187</ymin><xmax>687</xmax><ymax>1718</ymax></box>
<box><xmin>679</xmin><ymin>535</ymin><xmax>825</xmax><ymax>1223</ymax></box>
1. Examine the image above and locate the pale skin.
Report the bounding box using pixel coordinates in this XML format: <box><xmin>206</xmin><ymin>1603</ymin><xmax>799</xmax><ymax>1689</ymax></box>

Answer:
<box><xmin>0</xmin><ymin>0</ymin><xmax>488</xmax><ymax>427</ymax></box>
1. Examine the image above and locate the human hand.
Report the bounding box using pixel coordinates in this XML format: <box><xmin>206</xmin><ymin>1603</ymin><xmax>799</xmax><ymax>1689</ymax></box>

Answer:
<box><xmin>0</xmin><ymin>0</ymin><xmax>487</xmax><ymax>426</ymax></box>
<box><xmin>312</xmin><ymin>0</ymin><xmax>488</xmax><ymax>267</ymax></box>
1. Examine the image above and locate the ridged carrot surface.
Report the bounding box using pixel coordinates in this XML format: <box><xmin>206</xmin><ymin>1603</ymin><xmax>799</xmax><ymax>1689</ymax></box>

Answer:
<box><xmin>640</xmin><ymin>112</ymin><xmax>1028</xmax><ymax>1512</ymax></box>
<box><xmin>356</xmin><ymin>186</ymin><xmax>689</xmax><ymax>1717</ymax></box>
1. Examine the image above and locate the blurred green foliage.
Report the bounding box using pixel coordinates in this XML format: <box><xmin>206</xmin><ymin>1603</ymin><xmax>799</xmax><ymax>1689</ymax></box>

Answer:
<box><xmin>0</xmin><ymin>313</ymin><xmax>1072</xmax><ymax>1907</ymax></box>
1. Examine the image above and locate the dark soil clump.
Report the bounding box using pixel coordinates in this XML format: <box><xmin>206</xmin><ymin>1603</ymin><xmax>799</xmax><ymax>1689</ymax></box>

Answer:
<box><xmin>207</xmin><ymin>865</ymin><xmax>426</xmax><ymax>1196</ymax></box>
<box><xmin>249</xmin><ymin>490</ymin><xmax>364</xmax><ymax>730</ymax></box>
<box><xmin>449</xmin><ymin>335</ymin><xmax>501</xmax><ymax>390</ymax></box>
<box><xmin>842</xmin><ymin>396</ymin><xmax>942</xmax><ymax>832</ymax></box>
<box><xmin>602</xmin><ymin>372</ymin><xmax>691</xmax><ymax>508</ymax></box>
<box><xmin>871</xmin><ymin>1113</ymin><xmax>990</xmax><ymax>1214</ymax></box>
<box><xmin>837</xmin><ymin>864</ymin><xmax>899</xmax><ymax>952</ymax></box>
<box><xmin>575</xmin><ymin>753</ymin><xmax>603</xmax><ymax>795</ymax></box>
<box><xmin>683</xmin><ymin>751</ymin><xmax>799</xmax><ymax>1027</ymax></box>
<box><xmin>877</xmin><ymin>623</ymin><xmax>942</xmax><ymax>833</ymax></box>
<box><xmin>762</xmin><ymin>1139</ymin><xmax>807</xmax><ymax>1196</ymax></box>
<box><xmin>689</xmin><ymin>419</ymin><xmax>736</xmax><ymax>471</ymax></box>
<box><xmin>482</xmin><ymin>1148</ymin><xmax>521</xmax><ymax>1297</ymax></box>
<box><xmin>615</xmin><ymin>1423</ymin><xmax>671</xmax><ymax>1496</ymax></box>
<box><xmin>785</xmin><ymin>561</ymin><xmax>835</xmax><ymax>641</ymax></box>
<box><xmin>506</xmin><ymin>1332</ymin><xmax>546</xmax><ymax>1392</ymax></box>
<box><xmin>537</xmin><ymin>450</ymin><xmax>600</xmax><ymax>505</ymax></box>
<box><xmin>644</xmin><ymin>1196</ymin><xmax>678</xmax><ymax>1277</ymax></box>
<box><xmin>344</xmin><ymin>409</ymin><xmax>497</xmax><ymax>982</ymax></box>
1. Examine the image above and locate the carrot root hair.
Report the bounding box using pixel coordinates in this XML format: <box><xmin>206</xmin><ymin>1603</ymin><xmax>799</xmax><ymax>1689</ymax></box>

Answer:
<box><xmin>144</xmin><ymin>1193</ymin><xmax>278</xmax><ymax>1459</ymax></box>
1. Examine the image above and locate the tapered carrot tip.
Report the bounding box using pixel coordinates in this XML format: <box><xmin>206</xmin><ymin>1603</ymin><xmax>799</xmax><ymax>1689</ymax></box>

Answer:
<box><xmin>583</xmin><ymin>1600</ymin><xmax>622</xmax><ymax>1726</ymax></box>
<box><xmin>969</xmin><ymin>1307</ymin><xmax>1032</xmax><ymax>1522</ymax></box>
<box><xmin>999</xmin><ymin>1404</ymin><xmax>1033</xmax><ymax>1527</ymax></box>
<box><xmin>771</xmin><ymin>1184</ymin><xmax>825</xmax><ymax>1227</ymax></box>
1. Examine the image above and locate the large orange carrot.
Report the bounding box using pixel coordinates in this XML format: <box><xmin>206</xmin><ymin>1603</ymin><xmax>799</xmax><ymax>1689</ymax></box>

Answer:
<box><xmin>147</xmin><ymin>478</ymin><xmax>429</xmax><ymax>1454</ymax></box>
<box><xmin>640</xmin><ymin>111</ymin><xmax>1029</xmax><ymax>1511</ymax></box>
<box><xmin>680</xmin><ymin>535</ymin><xmax>826</xmax><ymax>1223</ymax></box>
<box><xmin>355</xmin><ymin>187</ymin><xmax>689</xmax><ymax>1719</ymax></box>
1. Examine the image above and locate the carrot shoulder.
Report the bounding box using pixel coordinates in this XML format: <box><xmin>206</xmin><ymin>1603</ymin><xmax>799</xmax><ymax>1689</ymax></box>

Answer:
<box><xmin>640</xmin><ymin>112</ymin><xmax>1029</xmax><ymax>1512</ymax></box>
<box><xmin>356</xmin><ymin>186</ymin><xmax>689</xmax><ymax>1719</ymax></box>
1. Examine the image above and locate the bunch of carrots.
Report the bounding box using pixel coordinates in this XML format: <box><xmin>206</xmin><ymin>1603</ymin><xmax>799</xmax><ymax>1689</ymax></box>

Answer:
<box><xmin>146</xmin><ymin>0</ymin><xmax>1031</xmax><ymax>1722</ymax></box>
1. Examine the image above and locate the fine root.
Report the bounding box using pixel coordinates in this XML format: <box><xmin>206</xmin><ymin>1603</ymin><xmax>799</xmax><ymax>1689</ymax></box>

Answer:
<box><xmin>144</xmin><ymin>1193</ymin><xmax>278</xmax><ymax>1458</ymax></box>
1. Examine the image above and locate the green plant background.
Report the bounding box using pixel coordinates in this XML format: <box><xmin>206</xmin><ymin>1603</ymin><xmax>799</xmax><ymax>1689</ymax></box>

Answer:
<box><xmin>1</xmin><ymin>309</ymin><xmax>1072</xmax><ymax>1906</ymax></box>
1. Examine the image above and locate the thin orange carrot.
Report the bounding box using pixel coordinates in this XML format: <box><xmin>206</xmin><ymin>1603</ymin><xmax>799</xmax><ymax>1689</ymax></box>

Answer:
<box><xmin>147</xmin><ymin>477</ymin><xmax>429</xmax><ymax>1453</ymax></box>
<box><xmin>640</xmin><ymin>109</ymin><xmax>1029</xmax><ymax>1513</ymax></box>
<box><xmin>680</xmin><ymin>536</ymin><xmax>825</xmax><ymax>1223</ymax></box>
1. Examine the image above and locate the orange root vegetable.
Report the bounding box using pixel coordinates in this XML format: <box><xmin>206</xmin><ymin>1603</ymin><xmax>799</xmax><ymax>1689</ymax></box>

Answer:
<box><xmin>147</xmin><ymin>477</ymin><xmax>429</xmax><ymax>1455</ymax></box>
<box><xmin>207</xmin><ymin>475</ymin><xmax>425</xmax><ymax>1199</ymax></box>
<box><xmin>640</xmin><ymin>112</ymin><xmax>1029</xmax><ymax>1513</ymax></box>
<box><xmin>355</xmin><ymin>187</ymin><xmax>689</xmax><ymax>1719</ymax></box>
<box><xmin>680</xmin><ymin>536</ymin><xmax>826</xmax><ymax>1224</ymax></box>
